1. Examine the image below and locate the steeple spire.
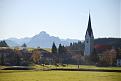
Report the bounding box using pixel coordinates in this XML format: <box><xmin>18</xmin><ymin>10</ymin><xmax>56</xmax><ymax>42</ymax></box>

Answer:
<box><xmin>86</xmin><ymin>13</ymin><xmax>93</xmax><ymax>37</ymax></box>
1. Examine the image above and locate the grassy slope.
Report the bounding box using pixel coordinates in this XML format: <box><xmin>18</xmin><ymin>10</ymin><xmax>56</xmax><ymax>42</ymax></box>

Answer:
<box><xmin>27</xmin><ymin>48</ymin><xmax>51</xmax><ymax>52</ymax></box>
<box><xmin>43</xmin><ymin>48</ymin><xmax>51</xmax><ymax>52</ymax></box>
<box><xmin>0</xmin><ymin>70</ymin><xmax>121</xmax><ymax>81</ymax></box>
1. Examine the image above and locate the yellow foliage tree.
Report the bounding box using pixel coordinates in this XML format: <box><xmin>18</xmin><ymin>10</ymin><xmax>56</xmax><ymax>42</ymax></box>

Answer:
<box><xmin>99</xmin><ymin>48</ymin><xmax>117</xmax><ymax>66</ymax></box>
<box><xmin>32</xmin><ymin>49</ymin><xmax>41</xmax><ymax>64</ymax></box>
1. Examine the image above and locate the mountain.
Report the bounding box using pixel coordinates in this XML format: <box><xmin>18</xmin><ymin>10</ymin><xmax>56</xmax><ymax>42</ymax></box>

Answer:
<box><xmin>5</xmin><ymin>40</ymin><xmax>20</xmax><ymax>47</ymax></box>
<box><xmin>5</xmin><ymin>31</ymin><xmax>79</xmax><ymax>48</ymax></box>
<box><xmin>2</xmin><ymin>32</ymin><xmax>121</xmax><ymax>48</ymax></box>
<box><xmin>8</xmin><ymin>37</ymin><xmax>31</xmax><ymax>45</ymax></box>
<box><xmin>27</xmin><ymin>31</ymin><xmax>79</xmax><ymax>48</ymax></box>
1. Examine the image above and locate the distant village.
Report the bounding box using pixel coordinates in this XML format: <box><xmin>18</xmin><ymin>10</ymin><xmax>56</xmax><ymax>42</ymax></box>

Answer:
<box><xmin>0</xmin><ymin>14</ymin><xmax>121</xmax><ymax>67</ymax></box>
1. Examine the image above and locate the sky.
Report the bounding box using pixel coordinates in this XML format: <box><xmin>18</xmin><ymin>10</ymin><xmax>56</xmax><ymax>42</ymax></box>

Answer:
<box><xmin>0</xmin><ymin>0</ymin><xmax>120</xmax><ymax>40</ymax></box>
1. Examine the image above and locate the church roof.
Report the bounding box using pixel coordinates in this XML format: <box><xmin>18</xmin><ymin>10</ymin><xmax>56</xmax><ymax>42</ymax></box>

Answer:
<box><xmin>86</xmin><ymin>14</ymin><xmax>93</xmax><ymax>37</ymax></box>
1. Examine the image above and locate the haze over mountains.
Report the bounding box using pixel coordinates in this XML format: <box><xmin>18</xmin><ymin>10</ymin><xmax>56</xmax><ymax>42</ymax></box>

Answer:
<box><xmin>4</xmin><ymin>31</ymin><xmax>79</xmax><ymax>48</ymax></box>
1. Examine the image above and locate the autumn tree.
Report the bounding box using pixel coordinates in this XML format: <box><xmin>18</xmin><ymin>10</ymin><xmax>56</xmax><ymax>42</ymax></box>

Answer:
<box><xmin>98</xmin><ymin>48</ymin><xmax>117</xmax><ymax>66</ymax></box>
<box><xmin>108</xmin><ymin>48</ymin><xmax>117</xmax><ymax>65</ymax></box>
<box><xmin>32</xmin><ymin>49</ymin><xmax>41</xmax><ymax>64</ymax></box>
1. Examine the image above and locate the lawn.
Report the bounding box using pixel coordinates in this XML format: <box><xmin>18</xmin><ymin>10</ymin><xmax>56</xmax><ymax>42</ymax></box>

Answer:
<box><xmin>32</xmin><ymin>64</ymin><xmax>121</xmax><ymax>70</ymax></box>
<box><xmin>0</xmin><ymin>70</ymin><xmax>121</xmax><ymax>81</ymax></box>
<box><xmin>1</xmin><ymin>65</ymin><xmax>121</xmax><ymax>71</ymax></box>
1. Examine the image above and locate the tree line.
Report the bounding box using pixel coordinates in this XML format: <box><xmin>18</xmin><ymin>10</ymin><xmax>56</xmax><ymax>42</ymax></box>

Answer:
<box><xmin>0</xmin><ymin>40</ymin><xmax>121</xmax><ymax>67</ymax></box>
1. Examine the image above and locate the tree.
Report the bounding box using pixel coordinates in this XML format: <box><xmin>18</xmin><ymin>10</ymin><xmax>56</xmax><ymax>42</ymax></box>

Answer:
<box><xmin>51</xmin><ymin>42</ymin><xmax>58</xmax><ymax>64</ymax></box>
<box><xmin>70</xmin><ymin>43</ymin><xmax>73</xmax><ymax>47</ymax></box>
<box><xmin>116</xmin><ymin>48</ymin><xmax>121</xmax><ymax>59</ymax></box>
<box><xmin>52</xmin><ymin>42</ymin><xmax>57</xmax><ymax>54</ymax></box>
<box><xmin>14</xmin><ymin>48</ymin><xmax>21</xmax><ymax>66</ymax></box>
<box><xmin>21</xmin><ymin>43</ymin><xmax>27</xmax><ymax>47</ymax></box>
<box><xmin>108</xmin><ymin>48</ymin><xmax>117</xmax><ymax>65</ymax></box>
<box><xmin>0</xmin><ymin>53</ymin><xmax>4</xmax><ymax>65</ymax></box>
<box><xmin>62</xmin><ymin>45</ymin><xmax>67</xmax><ymax>54</ymax></box>
<box><xmin>16</xmin><ymin>54</ymin><xmax>21</xmax><ymax>66</ymax></box>
<box><xmin>58</xmin><ymin>44</ymin><xmax>63</xmax><ymax>64</ymax></box>
<box><xmin>58</xmin><ymin>44</ymin><xmax>63</xmax><ymax>54</ymax></box>
<box><xmin>90</xmin><ymin>48</ymin><xmax>98</xmax><ymax>64</ymax></box>
<box><xmin>32</xmin><ymin>49</ymin><xmax>41</xmax><ymax>64</ymax></box>
<box><xmin>58</xmin><ymin>44</ymin><xmax>68</xmax><ymax>65</ymax></box>
<box><xmin>72</xmin><ymin>53</ymin><xmax>82</xmax><ymax>69</ymax></box>
<box><xmin>0</xmin><ymin>41</ymin><xmax>9</xmax><ymax>47</ymax></box>
<box><xmin>98</xmin><ymin>48</ymin><xmax>117</xmax><ymax>66</ymax></box>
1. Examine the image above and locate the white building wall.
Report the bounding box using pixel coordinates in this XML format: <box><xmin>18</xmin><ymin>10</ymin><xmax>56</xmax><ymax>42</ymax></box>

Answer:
<box><xmin>84</xmin><ymin>32</ymin><xmax>90</xmax><ymax>56</ymax></box>
<box><xmin>117</xmin><ymin>59</ymin><xmax>121</xmax><ymax>66</ymax></box>
<box><xmin>84</xmin><ymin>32</ymin><xmax>94</xmax><ymax>56</ymax></box>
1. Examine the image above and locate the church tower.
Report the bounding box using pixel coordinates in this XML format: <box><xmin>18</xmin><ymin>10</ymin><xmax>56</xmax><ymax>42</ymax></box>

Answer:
<box><xmin>84</xmin><ymin>14</ymin><xmax>94</xmax><ymax>56</ymax></box>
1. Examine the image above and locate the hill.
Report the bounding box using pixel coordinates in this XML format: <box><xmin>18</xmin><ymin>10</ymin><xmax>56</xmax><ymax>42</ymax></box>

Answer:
<box><xmin>94</xmin><ymin>38</ymin><xmax>121</xmax><ymax>48</ymax></box>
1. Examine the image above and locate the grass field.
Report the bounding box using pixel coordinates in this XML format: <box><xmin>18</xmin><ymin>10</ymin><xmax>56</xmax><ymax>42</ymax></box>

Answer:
<box><xmin>32</xmin><ymin>65</ymin><xmax>121</xmax><ymax>70</ymax></box>
<box><xmin>1</xmin><ymin>65</ymin><xmax>121</xmax><ymax>71</ymax></box>
<box><xmin>0</xmin><ymin>65</ymin><xmax>121</xmax><ymax>81</ymax></box>
<box><xmin>0</xmin><ymin>70</ymin><xmax>121</xmax><ymax>81</ymax></box>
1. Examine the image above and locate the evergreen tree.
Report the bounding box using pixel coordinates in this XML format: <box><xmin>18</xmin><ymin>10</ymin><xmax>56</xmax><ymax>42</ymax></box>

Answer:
<box><xmin>22</xmin><ymin>43</ymin><xmax>27</xmax><ymax>47</ymax></box>
<box><xmin>58</xmin><ymin>44</ymin><xmax>67</xmax><ymax>65</ymax></box>
<box><xmin>51</xmin><ymin>42</ymin><xmax>57</xmax><ymax>64</ymax></box>
<box><xmin>70</xmin><ymin>43</ymin><xmax>73</xmax><ymax>47</ymax></box>
<box><xmin>0</xmin><ymin>40</ymin><xmax>8</xmax><ymax>47</ymax></box>
<box><xmin>58</xmin><ymin>44</ymin><xmax>63</xmax><ymax>64</ymax></box>
<box><xmin>62</xmin><ymin>45</ymin><xmax>67</xmax><ymax>53</ymax></box>
<box><xmin>16</xmin><ymin>54</ymin><xmax>21</xmax><ymax>66</ymax></box>
<box><xmin>0</xmin><ymin>53</ymin><xmax>4</xmax><ymax>65</ymax></box>
<box><xmin>52</xmin><ymin>42</ymin><xmax>57</xmax><ymax>54</ymax></box>
<box><xmin>58</xmin><ymin>44</ymin><xmax>63</xmax><ymax>54</ymax></box>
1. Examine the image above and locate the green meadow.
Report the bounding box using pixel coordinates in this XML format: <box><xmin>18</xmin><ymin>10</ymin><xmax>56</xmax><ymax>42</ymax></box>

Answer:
<box><xmin>0</xmin><ymin>65</ymin><xmax>121</xmax><ymax>81</ymax></box>
<box><xmin>32</xmin><ymin>65</ymin><xmax>121</xmax><ymax>70</ymax></box>
<box><xmin>0</xmin><ymin>70</ymin><xmax>121</xmax><ymax>81</ymax></box>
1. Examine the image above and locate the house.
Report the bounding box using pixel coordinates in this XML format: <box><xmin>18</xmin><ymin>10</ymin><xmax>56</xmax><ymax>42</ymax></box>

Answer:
<box><xmin>117</xmin><ymin>59</ymin><xmax>121</xmax><ymax>66</ymax></box>
<box><xmin>116</xmin><ymin>55</ymin><xmax>121</xmax><ymax>66</ymax></box>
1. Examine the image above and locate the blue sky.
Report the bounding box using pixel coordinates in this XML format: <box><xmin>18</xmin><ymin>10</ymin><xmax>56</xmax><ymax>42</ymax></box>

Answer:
<box><xmin>0</xmin><ymin>0</ymin><xmax>120</xmax><ymax>40</ymax></box>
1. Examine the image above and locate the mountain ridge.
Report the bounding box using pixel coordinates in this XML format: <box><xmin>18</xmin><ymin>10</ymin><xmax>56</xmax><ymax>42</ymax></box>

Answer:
<box><xmin>3</xmin><ymin>31</ymin><xmax>79</xmax><ymax>48</ymax></box>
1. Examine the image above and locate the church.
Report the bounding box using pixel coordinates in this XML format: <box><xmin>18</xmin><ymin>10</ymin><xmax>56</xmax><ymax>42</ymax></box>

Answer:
<box><xmin>84</xmin><ymin>14</ymin><xmax>94</xmax><ymax>57</ymax></box>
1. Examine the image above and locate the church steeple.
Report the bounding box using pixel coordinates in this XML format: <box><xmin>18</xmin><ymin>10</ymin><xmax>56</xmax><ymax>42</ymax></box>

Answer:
<box><xmin>86</xmin><ymin>13</ymin><xmax>93</xmax><ymax>37</ymax></box>
<box><xmin>84</xmin><ymin>13</ymin><xmax>94</xmax><ymax>56</ymax></box>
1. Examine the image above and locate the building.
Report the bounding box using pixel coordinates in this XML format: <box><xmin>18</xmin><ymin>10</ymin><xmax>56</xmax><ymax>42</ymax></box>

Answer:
<box><xmin>117</xmin><ymin>59</ymin><xmax>121</xmax><ymax>66</ymax></box>
<box><xmin>84</xmin><ymin>14</ymin><xmax>94</xmax><ymax>56</ymax></box>
<box><xmin>116</xmin><ymin>50</ymin><xmax>121</xmax><ymax>66</ymax></box>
